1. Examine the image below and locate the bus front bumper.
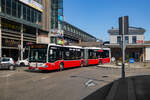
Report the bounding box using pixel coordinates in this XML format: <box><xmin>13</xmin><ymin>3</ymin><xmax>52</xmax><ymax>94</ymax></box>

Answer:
<box><xmin>28</xmin><ymin>67</ymin><xmax>40</xmax><ymax>71</ymax></box>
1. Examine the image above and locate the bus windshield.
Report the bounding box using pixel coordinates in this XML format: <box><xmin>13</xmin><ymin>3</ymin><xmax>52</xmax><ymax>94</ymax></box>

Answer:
<box><xmin>29</xmin><ymin>48</ymin><xmax>47</xmax><ymax>63</ymax></box>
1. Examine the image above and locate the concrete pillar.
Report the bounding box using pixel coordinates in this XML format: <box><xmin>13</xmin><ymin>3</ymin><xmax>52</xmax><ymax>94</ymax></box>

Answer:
<box><xmin>0</xmin><ymin>18</ymin><xmax>2</xmax><ymax>62</ymax></box>
<box><xmin>143</xmin><ymin>47</ymin><xmax>145</xmax><ymax>62</ymax></box>
<box><xmin>21</xmin><ymin>24</ymin><xmax>23</xmax><ymax>60</ymax></box>
<box><xmin>36</xmin><ymin>28</ymin><xmax>38</xmax><ymax>43</ymax></box>
<box><xmin>79</xmin><ymin>39</ymin><xmax>81</xmax><ymax>44</ymax></box>
<box><xmin>109</xmin><ymin>48</ymin><xmax>111</xmax><ymax>62</ymax></box>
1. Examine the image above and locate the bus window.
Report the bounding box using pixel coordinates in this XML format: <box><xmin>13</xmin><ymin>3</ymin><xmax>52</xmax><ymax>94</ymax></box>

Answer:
<box><xmin>48</xmin><ymin>46</ymin><xmax>62</xmax><ymax>62</ymax></box>
<box><xmin>102</xmin><ymin>50</ymin><xmax>109</xmax><ymax>58</ymax></box>
<box><xmin>89</xmin><ymin>50</ymin><xmax>97</xmax><ymax>59</ymax></box>
<box><xmin>76</xmin><ymin>49</ymin><xmax>81</xmax><ymax>60</ymax></box>
<box><xmin>29</xmin><ymin>48</ymin><xmax>47</xmax><ymax>63</ymax></box>
<box><xmin>64</xmin><ymin>47</ymin><xmax>70</xmax><ymax>60</ymax></box>
<box><xmin>81</xmin><ymin>49</ymin><xmax>84</xmax><ymax>59</ymax></box>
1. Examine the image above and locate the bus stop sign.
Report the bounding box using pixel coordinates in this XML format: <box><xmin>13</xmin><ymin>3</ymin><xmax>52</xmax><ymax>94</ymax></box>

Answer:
<box><xmin>129</xmin><ymin>58</ymin><xmax>135</xmax><ymax>63</ymax></box>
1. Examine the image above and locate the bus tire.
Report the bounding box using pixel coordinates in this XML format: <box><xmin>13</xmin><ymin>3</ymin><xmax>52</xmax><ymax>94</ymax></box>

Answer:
<box><xmin>99</xmin><ymin>60</ymin><xmax>102</xmax><ymax>64</ymax></box>
<box><xmin>20</xmin><ymin>63</ymin><xmax>25</xmax><ymax>67</ymax></box>
<box><xmin>81</xmin><ymin>61</ymin><xmax>83</xmax><ymax>67</ymax></box>
<box><xmin>59</xmin><ymin>63</ymin><xmax>64</xmax><ymax>71</ymax></box>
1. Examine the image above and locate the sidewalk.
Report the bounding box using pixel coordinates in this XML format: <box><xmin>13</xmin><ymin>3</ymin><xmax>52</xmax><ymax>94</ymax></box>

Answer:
<box><xmin>106</xmin><ymin>75</ymin><xmax>150</xmax><ymax>100</ymax></box>
<box><xmin>98</xmin><ymin>62</ymin><xmax>150</xmax><ymax>69</ymax></box>
<box><xmin>83</xmin><ymin>75</ymin><xmax>150</xmax><ymax>100</ymax></box>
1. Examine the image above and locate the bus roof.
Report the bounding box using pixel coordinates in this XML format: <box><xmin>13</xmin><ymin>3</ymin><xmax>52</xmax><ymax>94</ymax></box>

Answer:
<box><xmin>84</xmin><ymin>47</ymin><xmax>102</xmax><ymax>50</ymax></box>
<box><xmin>102</xmin><ymin>48</ymin><xmax>110</xmax><ymax>50</ymax></box>
<box><xmin>48</xmin><ymin>43</ymin><xmax>62</xmax><ymax>47</ymax></box>
<box><xmin>64</xmin><ymin>45</ymin><xmax>82</xmax><ymax>49</ymax></box>
<box><xmin>48</xmin><ymin>44</ymin><xmax>82</xmax><ymax>49</ymax></box>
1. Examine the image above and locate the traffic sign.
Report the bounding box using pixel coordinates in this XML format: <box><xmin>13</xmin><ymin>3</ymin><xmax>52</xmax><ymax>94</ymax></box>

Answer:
<box><xmin>119</xmin><ymin>16</ymin><xmax>129</xmax><ymax>35</ymax></box>
<box><xmin>129</xmin><ymin>58</ymin><xmax>135</xmax><ymax>63</ymax></box>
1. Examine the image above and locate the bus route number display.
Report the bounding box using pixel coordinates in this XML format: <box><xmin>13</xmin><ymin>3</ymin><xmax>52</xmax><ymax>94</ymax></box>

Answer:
<box><xmin>30</xmin><ymin>45</ymin><xmax>47</xmax><ymax>49</ymax></box>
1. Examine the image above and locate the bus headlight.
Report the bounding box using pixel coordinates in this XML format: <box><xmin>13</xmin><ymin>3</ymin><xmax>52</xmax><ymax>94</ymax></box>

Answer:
<box><xmin>42</xmin><ymin>64</ymin><xmax>48</xmax><ymax>68</ymax></box>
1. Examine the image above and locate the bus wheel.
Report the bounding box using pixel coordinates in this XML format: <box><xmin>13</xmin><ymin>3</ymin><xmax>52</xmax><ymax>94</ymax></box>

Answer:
<box><xmin>99</xmin><ymin>60</ymin><xmax>102</xmax><ymax>64</ymax></box>
<box><xmin>81</xmin><ymin>61</ymin><xmax>83</xmax><ymax>67</ymax></box>
<box><xmin>59</xmin><ymin>63</ymin><xmax>64</xmax><ymax>71</ymax></box>
<box><xmin>20</xmin><ymin>63</ymin><xmax>25</xmax><ymax>67</ymax></box>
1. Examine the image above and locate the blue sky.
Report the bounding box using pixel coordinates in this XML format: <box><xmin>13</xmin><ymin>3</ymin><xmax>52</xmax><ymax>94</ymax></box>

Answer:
<box><xmin>63</xmin><ymin>0</ymin><xmax>150</xmax><ymax>41</ymax></box>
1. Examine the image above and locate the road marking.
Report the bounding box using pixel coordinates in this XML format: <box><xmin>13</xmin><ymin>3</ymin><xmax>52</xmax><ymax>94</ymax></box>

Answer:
<box><xmin>41</xmin><ymin>76</ymin><xmax>49</xmax><ymax>80</ymax></box>
<box><xmin>32</xmin><ymin>76</ymin><xmax>50</xmax><ymax>82</ymax></box>
<box><xmin>0</xmin><ymin>73</ymin><xmax>14</xmax><ymax>77</ymax></box>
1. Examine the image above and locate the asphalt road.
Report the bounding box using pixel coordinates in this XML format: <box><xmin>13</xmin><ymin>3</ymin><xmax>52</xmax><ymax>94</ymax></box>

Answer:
<box><xmin>0</xmin><ymin>66</ymin><xmax>150</xmax><ymax>100</ymax></box>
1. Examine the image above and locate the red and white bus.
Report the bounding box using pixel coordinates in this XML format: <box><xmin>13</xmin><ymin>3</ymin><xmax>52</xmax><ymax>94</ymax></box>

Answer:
<box><xmin>28</xmin><ymin>44</ymin><xmax>111</xmax><ymax>71</ymax></box>
<box><xmin>28</xmin><ymin>44</ymin><xmax>84</xmax><ymax>71</ymax></box>
<box><xmin>84</xmin><ymin>47</ymin><xmax>111</xmax><ymax>66</ymax></box>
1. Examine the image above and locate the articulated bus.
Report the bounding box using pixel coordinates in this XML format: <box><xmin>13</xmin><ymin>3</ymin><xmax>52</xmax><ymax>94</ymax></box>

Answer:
<box><xmin>28</xmin><ymin>44</ymin><xmax>111</xmax><ymax>71</ymax></box>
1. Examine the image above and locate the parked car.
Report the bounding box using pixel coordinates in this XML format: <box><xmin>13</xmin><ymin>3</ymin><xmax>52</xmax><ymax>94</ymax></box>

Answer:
<box><xmin>0</xmin><ymin>57</ymin><xmax>16</xmax><ymax>70</ymax></box>
<box><xmin>16</xmin><ymin>59</ymin><xmax>29</xmax><ymax>67</ymax></box>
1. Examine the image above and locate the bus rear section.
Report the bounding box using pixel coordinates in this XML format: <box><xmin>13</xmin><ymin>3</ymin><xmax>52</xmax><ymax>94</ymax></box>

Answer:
<box><xmin>84</xmin><ymin>47</ymin><xmax>101</xmax><ymax>66</ymax></box>
<box><xmin>98</xmin><ymin>48</ymin><xmax>111</xmax><ymax>64</ymax></box>
<box><xmin>84</xmin><ymin>47</ymin><xmax>111</xmax><ymax>66</ymax></box>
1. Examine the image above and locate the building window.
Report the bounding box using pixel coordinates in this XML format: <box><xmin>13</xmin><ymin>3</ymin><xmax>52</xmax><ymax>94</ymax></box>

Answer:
<box><xmin>67</xmin><ymin>26</ymin><xmax>70</xmax><ymax>31</ymax></box>
<box><xmin>31</xmin><ymin>9</ymin><xmax>34</xmax><ymax>23</ymax></box>
<box><xmin>1</xmin><ymin>0</ymin><xmax>5</xmax><ymax>13</ymax></box>
<box><xmin>18</xmin><ymin>3</ymin><xmax>21</xmax><ymax>18</ymax></box>
<box><xmin>117</xmin><ymin>36</ymin><xmax>121</xmax><ymax>44</ymax></box>
<box><xmin>71</xmin><ymin>27</ymin><xmax>73</xmax><ymax>32</ymax></box>
<box><xmin>6</xmin><ymin>0</ymin><xmax>11</xmax><ymax>15</ymax></box>
<box><xmin>12</xmin><ymin>0</ymin><xmax>17</xmax><ymax>17</ymax></box>
<box><xmin>23</xmin><ymin>6</ymin><xmax>27</xmax><ymax>20</ymax></box>
<box><xmin>132</xmin><ymin>36</ymin><xmax>136</xmax><ymax>44</ymax></box>
<box><xmin>125</xmin><ymin>36</ymin><xmax>129</xmax><ymax>44</ymax></box>
<box><xmin>38</xmin><ymin>13</ymin><xmax>42</xmax><ymax>23</ymax></box>
<box><xmin>34</xmin><ymin>11</ymin><xmax>37</xmax><ymax>23</ymax></box>
<box><xmin>27</xmin><ymin>7</ymin><xmax>31</xmax><ymax>21</ymax></box>
<box><xmin>63</xmin><ymin>25</ymin><xmax>66</xmax><ymax>30</ymax></box>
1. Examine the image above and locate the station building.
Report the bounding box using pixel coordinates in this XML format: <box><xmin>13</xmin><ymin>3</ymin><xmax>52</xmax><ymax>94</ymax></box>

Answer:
<box><xmin>63</xmin><ymin>21</ymin><xmax>97</xmax><ymax>44</ymax></box>
<box><xmin>105</xmin><ymin>27</ymin><xmax>150</xmax><ymax>62</ymax></box>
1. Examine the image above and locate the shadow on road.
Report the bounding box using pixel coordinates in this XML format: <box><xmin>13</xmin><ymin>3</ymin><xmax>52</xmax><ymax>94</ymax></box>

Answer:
<box><xmin>83</xmin><ymin>82</ymin><xmax>113</xmax><ymax>100</ymax></box>
<box><xmin>83</xmin><ymin>75</ymin><xmax>150</xmax><ymax>100</ymax></box>
<box><xmin>24</xmin><ymin>66</ymin><xmax>82</xmax><ymax>73</ymax></box>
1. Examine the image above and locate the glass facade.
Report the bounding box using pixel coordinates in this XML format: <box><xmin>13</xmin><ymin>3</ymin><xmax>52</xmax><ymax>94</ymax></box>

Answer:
<box><xmin>1</xmin><ymin>0</ymin><xmax>42</xmax><ymax>25</ymax></box>
<box><xmin>51</xmin><ymin>0</ymin><xmax>63</xmax><ymax>30</ymax></box>
<box><xmin>51</xmin><ymin>0</ymin><xmax>64</xmax><ymax>44</ymax></box>
<box><xmin>33</xmin><ymin>0</ymin><xmax>42</xmax><ymax>4</ymax></box>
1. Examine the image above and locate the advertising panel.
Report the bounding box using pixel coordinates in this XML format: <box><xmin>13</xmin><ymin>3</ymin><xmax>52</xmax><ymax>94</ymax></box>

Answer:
<box><xmin>2</xmin><ymin>39</ymin><xmax>20</xmax><ymax>47</ymax></box>
<box><xmin>19</xmin><ymin>0</ymin><xmax>43</xmax><ymax>12</ymax></box>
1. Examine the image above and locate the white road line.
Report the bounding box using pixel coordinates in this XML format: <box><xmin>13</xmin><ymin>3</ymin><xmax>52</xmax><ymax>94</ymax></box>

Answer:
<box><xmin>41</xmin><ymin>76</ymin><xmax>49</xmax><ymax>80</ymax></box>
<box><xmin>0</xmin><ymin>73</ymin><xmax>14</xmax><ymax>77</ymax></box>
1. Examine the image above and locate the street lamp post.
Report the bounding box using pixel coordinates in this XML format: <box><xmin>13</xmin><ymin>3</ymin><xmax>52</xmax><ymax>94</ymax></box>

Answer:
<box><xmin>119</xmin><ymin>16</ymin><xmax>129</xmax><ymax>79</ymax></box>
